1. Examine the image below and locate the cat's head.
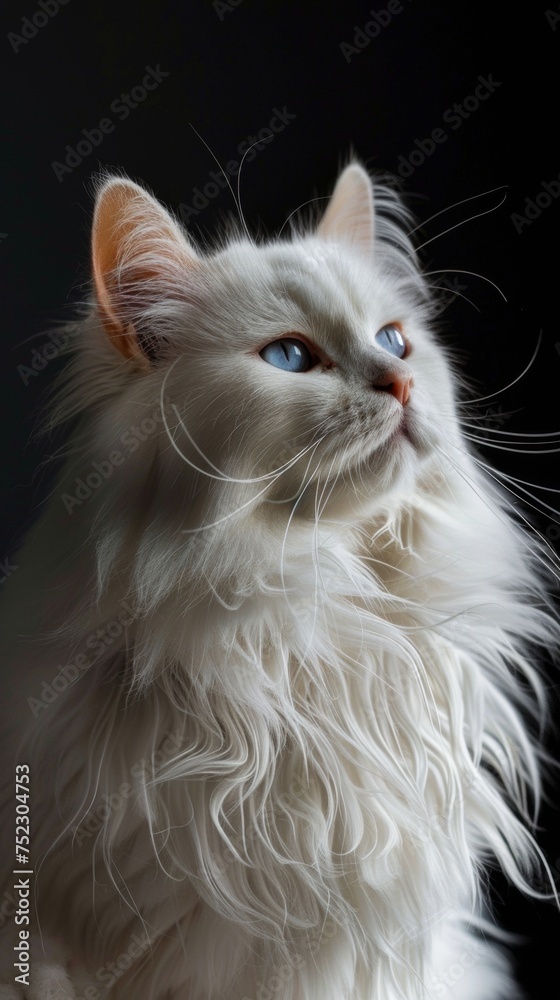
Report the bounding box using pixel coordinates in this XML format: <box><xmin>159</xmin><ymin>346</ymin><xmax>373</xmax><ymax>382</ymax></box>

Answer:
<box><xmin>69</xmin><ymin>162</ymin><xmax>461</xmax><ymax>549</ymax></box>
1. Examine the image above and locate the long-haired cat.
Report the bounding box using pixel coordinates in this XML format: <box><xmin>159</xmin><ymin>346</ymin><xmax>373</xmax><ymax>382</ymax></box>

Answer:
<box><xmin>0</xmin><ymin>161</ymin><xmax>558</xmax><ymax>1000</ymax></box>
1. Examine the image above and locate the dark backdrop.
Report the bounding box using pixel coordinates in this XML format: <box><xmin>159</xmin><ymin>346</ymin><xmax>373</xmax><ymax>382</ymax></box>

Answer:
<box><xmin>1</xmin><ymin>1</ymin><xmax>559</xmax><ymax>994</ymax></box>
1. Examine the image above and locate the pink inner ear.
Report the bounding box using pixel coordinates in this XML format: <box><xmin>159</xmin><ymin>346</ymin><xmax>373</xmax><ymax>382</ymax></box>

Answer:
<box><xmin>91</xmin><ymin>179</ymin><xmax>199</xmax><ymax>364</ymax></box>
<box><xmin>317</xmin><ymin>164</ymin><xmax>375</xmax><ymax>260</ymax></box>
<box><xmin>92</xmin><ymin>182</ymin><xmax>146</xmax><ymax>361</ymax></box>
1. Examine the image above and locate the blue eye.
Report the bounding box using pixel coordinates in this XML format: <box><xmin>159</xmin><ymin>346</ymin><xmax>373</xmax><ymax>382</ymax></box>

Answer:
<box><xmin>260</xmin><ymin>338</ymin><xmax>314</xmax><ymax>372</ymax></box>
<box><xmin>375</xmin><ymin>325</ymin><xmax>407</xmax><ymax>359</ymax></box>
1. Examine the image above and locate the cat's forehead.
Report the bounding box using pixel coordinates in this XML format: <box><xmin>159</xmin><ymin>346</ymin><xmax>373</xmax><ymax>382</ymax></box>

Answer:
<box><xmin>210</xmin><ymin>237</ymin><xmax>413</xmax><ymax>338</ymax></box>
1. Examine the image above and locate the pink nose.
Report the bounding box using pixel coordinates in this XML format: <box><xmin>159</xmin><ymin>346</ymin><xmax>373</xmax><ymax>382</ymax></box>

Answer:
<box><xmin>374</xmin><ymin>374</ymin><xmax>414</xmax><ymax>406</ymax></box>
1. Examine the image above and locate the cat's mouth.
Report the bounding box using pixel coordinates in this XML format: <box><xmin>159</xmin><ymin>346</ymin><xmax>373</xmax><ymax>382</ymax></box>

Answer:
<box><xmin>391</xmin><ymin>407</ymin><xmax>413</xmax><ymax>442</ymax></box>
<box><xmin>386</xmin><ymin>403</ymin><xmax>435</xmax><ymax>459</ymax></box>
<box><xmin>357</xmin><ymin>402</ymin><xmax>432</xmax><ymax>465</ymax></box>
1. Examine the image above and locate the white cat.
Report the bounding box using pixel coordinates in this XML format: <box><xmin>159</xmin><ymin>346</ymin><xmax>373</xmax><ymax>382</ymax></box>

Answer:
<box><xmin>0</xmin><ymin>162</ymin><xmax>557</xmax><ymax>999</ymax></box>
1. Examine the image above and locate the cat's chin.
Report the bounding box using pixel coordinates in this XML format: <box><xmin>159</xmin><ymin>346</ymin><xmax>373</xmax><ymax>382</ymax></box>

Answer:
<box><xmin>358</xmin><ymin>404</ymin><xmax>435</xmax><ymax>475</ymax></box>
<box><xmin>286</xmin><ymin>414</ymin><xmax>434</xmax><ymax>524</ymax></box>
<box><xmin>387</xmin><ymin>405</ymin><xmax>435</xmax><ymax>459</ymax></box>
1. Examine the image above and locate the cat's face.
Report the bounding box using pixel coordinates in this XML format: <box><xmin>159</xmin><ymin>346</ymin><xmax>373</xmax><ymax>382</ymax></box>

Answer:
<box><xmin>90</xmin><ymin>164</ymin><xmax>460</xmax><ymax>526</ymax></box>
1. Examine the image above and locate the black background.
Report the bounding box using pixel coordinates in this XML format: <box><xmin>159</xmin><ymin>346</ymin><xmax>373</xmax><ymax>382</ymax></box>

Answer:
<box><xmin>1</xmin><ymin>1</ymin><xmax>559</xmax><ymax>994</ymax></box>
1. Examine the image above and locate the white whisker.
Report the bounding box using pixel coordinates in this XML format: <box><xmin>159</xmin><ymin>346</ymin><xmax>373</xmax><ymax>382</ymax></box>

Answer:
<box><xmin>462</xmin><ymin>431</ymin><xmax>560</xmax><ymax>456</ymax></box>
<box><xmin>423</xmin><ymin>267</ymin><xmax>507</xmax><ymax>303</ymax></box>
<box><xmin>415</xmin><ymin>191</ymin><xmax>508</xmax><ymax>252</ymax></box>
<box><xmin>457</xmin><ymin>330</ymin><xmax>543</xmax><ymax>405</ymax></box>
<box><xmin>407</xmin><ymin>185</ymin><xmax>509</xmax><ymax>237</ymax></box>
<box><xmin>189</xmin><ymin>122</ymin><xmax>252</xmax><ymax>242</ymax></box>
<box><xmin>461</xmin><ymin>420</ymin><xmax>560</xmax><ymax>440</ymax></box>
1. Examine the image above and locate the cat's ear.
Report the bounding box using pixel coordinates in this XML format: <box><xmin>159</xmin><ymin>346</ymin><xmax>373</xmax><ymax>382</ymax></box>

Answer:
<box><xmin>91</xmin><ymin>176</ymin><xmax>199</xmax><ymax>365</ymax></box>
<box><xmin>316</xmin><ymin>163</ymin><xmax>374</xmax><ymax>259</ymax></box>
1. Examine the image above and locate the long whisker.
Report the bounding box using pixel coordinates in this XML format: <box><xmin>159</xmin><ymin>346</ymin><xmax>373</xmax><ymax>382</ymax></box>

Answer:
<box><xmin>425</xmin><ymin>281</ymin><xmax>481</xmax><ymax>314</ymax></box>
<box><xmin>277</xmin><ymin>196</ymin><xmax>329</xmax><ymax>239</ymax></box>
<box><xmin>456</xmin><ymin>330</ymin><xmax>543</xmax><ymax>405</ymax></box>
<box><xmin>407</xmin><ymin>185</ymin><xmax>509</xmax><ymax>236</ymax></box>
<box><xmin>169</xmin><ymin>401</ymin><xmax>325</xmax><ymax>484</ymax></box>
<box><xmin>279</xmin><ymin>453</ymin><xmax>325</xmax><ymax>608</ymax></box>
<box><xmin>467</xmin><ymin>451</ymin><xmax>560</xmax><ymax>520</ymax></box>
<box><xmin>181</xmin><ymin>438</ymin><xmax>326</xmax><ymax>534</ymax></box>
<box><xmin>462</xmin><ymin>432</ymin><xmax>560</xmax><ymax>456</ymax></box>
<box><xmin>188</xmin><ymin>122</ymin><xmax>251</xmax><ymax>241</ymax></box>
<box><xmin>236</xmin><ymin>134</ymin><xmax>274</xmax><ymax>240</ymax></box>
<box><xmin>415</xmin><ymin>191</ymin><xmax>508</xmax><ymax>252</ymax></box>
<box><xmin>437</xmin><ymin>444</ymin><xmax>560</xmax><ymax>585</ymax></box>
<box><xmin>160</xmin><ymin>360</ymin><xmax>324</xmax><ymax>486</ymax></box>
<box><xmin>461</xmin><ymin>420</ymin><xmax>560</xmax><ymax>440</ymax></box>
<box><xmin>290</xmin><ymin>453</ymin><xmax>342</xmax><ymax>678</ymax></box>
<box><xmin>423</xmin><ymin>268</ymin><xmax>507</xmax><ymax>303</ymax></box>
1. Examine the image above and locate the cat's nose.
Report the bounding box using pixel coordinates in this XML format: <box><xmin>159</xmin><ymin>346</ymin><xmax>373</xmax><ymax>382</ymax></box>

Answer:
<box><xmin>373</xmin><ymin>373</ymin><xmax>414</xmax><ymax>406</ymax></box>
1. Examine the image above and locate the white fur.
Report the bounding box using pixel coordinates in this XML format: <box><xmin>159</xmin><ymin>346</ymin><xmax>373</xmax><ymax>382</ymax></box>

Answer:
<box><xmin>0</xmin><ymin>163</ymin><xmax>557</xmax><ymax>999</ymax></box>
